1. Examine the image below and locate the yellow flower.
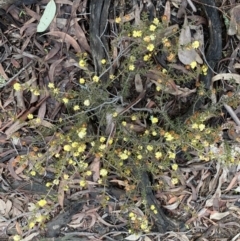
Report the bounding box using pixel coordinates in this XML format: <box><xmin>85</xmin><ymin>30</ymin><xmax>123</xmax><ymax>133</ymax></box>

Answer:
<box><xmin>100</xmin><ymin>169</ymin><xmax>108</xmax><ymax>177</ymax></box>
<box><xmin>36</xmin><ymin>214</ymin><xmax>44</xmax><ymax>223</ymax></box>
<box><xmin>203</xmin><ymin>140</ymin><xmax>209</xmax><ymax>147</ymax></box>
<box><xmin>171</xmin><ymin>178</ymin><xmax>178</xmax><ymax>185</ymax></box>
<box><xmin>84</xmin><ymin>99</ymin><xmax>90</xmax><ymax>106</ymax></box>
<box><xmin>53</xmin><ymin>88</ymin><xmax>59</xmax><ymax>94</ymax></box>
<box><xmin>33</xmin><ymin>89</ymin><xmax>40</xmax><ymax>95</ymax></box>
<box><xmin>192</xmin><ymin>123</ymin><xmax>198</xmax><ymax>129</ymax></box>
<box><xmin>151</xmin><ymin>116</ymin><xmax>158</xmax><ymax>124</ymax></box>
<box><xmin>132</xmin><ymin>30</ymin><xmax>142</xmax><ymax>37</ymax></box>
<box><xmin>129</xmin><ymin>64</ymin><xmax>135</xmax><ymax>71</ymax></box>
<box><xmin>92</xmin><ymin>75</ymin><xmax>99</xmax><ymax>82</ymax></box>
<box><xmin>30</xmin><ymin>170</ymin><xmax>36</xmax><ymax>176</ymax></box>
<box><xmin>202</xmin><ymin>64</ymin><xmax>208</xmax><ymax>74</ymax></box>
<box><xmin>119</xmin><ymin>153</ymin><xmax>128</xmax><ymax>160</ymax></box>
<box><xmin>143</xmin><ymin>55</ymin><xmax>150</xmax><ymax>61</ymax></box>
<box><xmin>48</xmin><ymin>82</ymin><xmax>54</xmax><ymax>88</ymax></box>
<box><xmin>156</xmin><ymin>85</ymin><xmax>161</xmax><ymax>91</ymax></box>
<box><xmin>100</xmin><ymin>136</ymin><xmax>106</xmax><ymax>143</ymax></box>
<box><xmin>129</xmin><ymin>212</ymin><xmax>135</xmax><ymax>218</ymax></box>
<box><xmin>131</xmin><ymin>115</ymin><xmax>137</xmax><ymax>121</ymax></box>
<box><xmin>63</xmin><ymin>145</ymin><xmax>72</xmax><ymax>151</ymax></box>
<box><xmin>152</xmin><ymin>18</ymin><xmax>159</xmax><ymax>25</ymax></box>
<box><xmin>79</xmin><ymin>59</ymin><xmax>86</xmax><ymax>67</ymax></box>
<box><xmin>152</xmin><ymin>131</ymin><xmax>157</xmax><ymax>136</ymax></box>
<box><xmin>162</xmin><ymin>37</ymin><xmax>168</xmax><ymax>44</ymax></box>
<box><xmin>150</xmin><ymin>204</ymin><xmax>156</xmax><ymax>210</ymax></box>
<box><xmin>168</xmin><ymin>152</ymin><xmax>176</xmax><ymax>159</ymax></box>
<box><xmin>35</xmin><ymin>118</ymin><xmax>41</xmax><ymax>124</ymax></box>
<box><xmin>79</xmin><ymin>180</ymin><xmax>86</xmax><ymax>187</ymax></box>
<box><xmin>13</xmin><ymin>235</ymin><xmax>21</xmax><ymax>241</ymax></box>
<box><xmin>150</xmin><ymin>34</ymin><xmax>156</xmax><ymax>41</ymax></box>
<box><xmin>162</xmin><ymin>68</ymin><xmax>167</xmax><ymax>74</ymax></box>
<box><xmin>110</xmin><ymin>74</ymin><xmax>115</xmax><ymax>80</ymax></box>
<box><xmin>198</xmin><ymin>124</ymin><xmax>205</xmax><ymax>131</ymax></box>
<box><xmin>192</xmin><ymin>40</ymin><xmax>200</xmax><ymax>49</ymax></box>
<box><xmin>115</xmin><ymin>17</ymin><xmax>121</xmax><ymax>23</ymax></box>
<box><xmin>28</xmin><ymin>114</ymin><xmax>34</xmax><ymax>119</ymax></box>
<box><xmin>190</xmin><ymin>61</ymin><xmax>197</xmax><ymax>69</ymax></box>
<box><xmin>137</xmin><ymin>154</ymin><xmax>142</xmax><ymax>159</ymax></box>
<box><xmin>155</xmin><ymin>152</ymin><xmax>162</xmax><ymax>159</ymax></box>
<box><xmin>164</xmin><ymin>132</ymin><xmax>174</xmax><ymax>141</ymax></box>
<box><xmin>13</xmin><ymin>83</ymin><xmax>21</xmax><ymax>91</ymax></box>
<box><xmin>78</xmin><ymin>143</ymin><xmax>86</xmax><ymax>153</ymax></box>
<box><xmin>79</xmin><ymin>78</ymin><xmax>85</xmax><ymax>84</ymax></box>
<box><xmin>46</xmin><ymin>182</ymin><xmax>52</xmax><ymax>187</ymax></box>
<box><xmin>101</xmin><ymin>59</ymin><xmax>106</xmax><ymax>64</ymax></box>
<box><xmin>53</xmin><ymin>179</ymin><xmax>59</xmax><ymax>185</ymax></box>
<box><xmin>147</xmin><ymin>43</ymin><xmax>154</xmax><ymax>51</ymax></box>
<box><xmin>63</xmin><ymin>174</ymin><xmax>69</xmax><ymax>180</ymax></box>
<box><xmin>29</xmin><ymin>222</ymin><xmax>35</xmax><ymax>229</ymax></box>
<box><xmin>73</xmin><ymin>105</ymin><xmax>80</xmax><ymax>111</ymax></box>
<box><xmin>147</xmin><ymin>145</ymin><xmax>153</xmax><ymax>151</ymax></box>
<box><xmin>149</xmin><ymin>24</ymin><xmax>157</xmax><ymax>31</ymax></box>
<box><xmin>68</xmin><ymin>159</ymin><xmax>74</xmax><ymax>164</ymax></box>
<box><xmin>86</xmin><ymin>171</ymin><xmax>92</xmax><ymax>176</ymax></box>
<box><xmin>171</xmin><ymin>163</ymin><xmax>178</xmax><ymax>171</ymax></box>
<box><xmin>78</xmin><ymin>128</ymin><xmax>87</xmax><ymax>138</ymax></box>
<box><xmin>112</xmin><ymin>112</ymin><xmax>118</xmax><ymax>117</ymax></box>
<box><xmin>122</xmin><ymin>121</ymin><xmax>127</xmax><ymax>126</ymax></box>
<box><xmin>62</xmin><ymin>98</ymin><xmax>69</xmax><ymax>104</ymax></box>
<box><xmin>37</xmin><ymin>199</ymin><xmax>47</xmax><ymax>207</ymax></box>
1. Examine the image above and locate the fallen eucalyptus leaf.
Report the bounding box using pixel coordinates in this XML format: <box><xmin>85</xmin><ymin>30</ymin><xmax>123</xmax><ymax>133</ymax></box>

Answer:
<box><xmin>37</xmin><ymin>0</ymin><xmax>56</xmax><ymax>32</ymax></box>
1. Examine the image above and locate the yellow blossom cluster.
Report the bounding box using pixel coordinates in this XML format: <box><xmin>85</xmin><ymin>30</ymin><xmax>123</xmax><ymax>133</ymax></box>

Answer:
<box><xmin>191</xmin><ymin>123</ymin><xmax>205</xmax><ymax>131</ymax></box>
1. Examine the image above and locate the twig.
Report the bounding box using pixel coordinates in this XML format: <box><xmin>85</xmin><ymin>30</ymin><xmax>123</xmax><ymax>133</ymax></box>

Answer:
<box><xmin>223</xmin><ymin>103</ymin><xmax>240</xmax><ymax>126</ymax></box>
<box><xmin>0</xmin><ymin>60</ymin><xmax>34</xmax><ymax>88</ymax></box>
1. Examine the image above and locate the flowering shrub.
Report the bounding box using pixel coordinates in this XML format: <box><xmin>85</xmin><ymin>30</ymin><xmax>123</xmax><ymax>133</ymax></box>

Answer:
<box><xmin>12</xmin><ymin>15</ymin><xmax>240</xmax><ymax>237</ymax></box>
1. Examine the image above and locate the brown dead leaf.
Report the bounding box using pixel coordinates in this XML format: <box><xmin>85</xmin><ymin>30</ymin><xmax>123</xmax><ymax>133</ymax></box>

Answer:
<box><xmin>49</xmin><ymin>58</ymin><xmax>65</xmax><ymax>83</ymax></box>
<box><xmin>0</xmin><ymin>200</ymin><xmax>6</xmax><ymax>215</ymax></box>
<box><xmin>58</xmin><ymin>179</ymin><xmax>66</xmax><ymax>208</ymax></box>
<box><xmin>89</xmin><ymin>155</ymin><xmax>100</xmax><ymax>182</ymax></box>
<box><xmin>0</xmin><ymin>64</ymin><xmax>9</xmax><ymax>81</ymax></box>
<box><xmin>228</xmin><ymin>5</ymin><xmax>240</xmax><ymax>39</ymax></box>
<box><xmin>16</xmin><ymin>221</ymin><xmax>23</xmax><ymax>236</ymax></box>
<box><xmin>164</xmin><ymin>1</ymin><xmax>171</xmax><ymax>25</ymax></box>
<box><xmin>5</xmin><ymin>200</ymin><xmax>12</xmax><ymax>218</ymax></box>
<box><xmin>134</xmin><ymin>74</ymin><xmax>143</xmax><ymax>93</ymax></box>
<box><xmin>46</xmin><ymin>31</ymin><xmax>81</xmax><ymax>53</ymax></box>
<box><xmin>15</xmin><ymin>89</ymin><xmax>26</xmax><ymax>110</ymax></box>
<box><xmin>15</xmin><ymin>161</ymin><xmax>28</xmax><ymax>175</ymax></box>
<box><xmin>163</xmin><ymin>200</ymin><xmax>180</xmax><ymax>210</ymax></box>
<box><xmin>74</xmin><ymin>18</ymin><xmax>91</xmax><ymax>52</ymax></box>
<box><xmin>210</xmin><ymin>211</ymin><xmax>230</xmax><ymax>220</ymax></box>
<box><xmin>178</xmin><ymin>15</ymin><xmax>202</xmax><ymax>65</ymax></box>
<box><xmin>5</xmin><ymin>120</ymin><xmax>28</xmax><ymax>140</ymax></box>
<box><xmin>212</xmin><ymin>73</ymin><xmax>240</xmax><ymax>83</ymax></box>
<box><xmin>225</xmin><ymin>172</ymin><xmax>240</xmax><ymax>191</ymax></box>
<box><xmin>44</xmin><ymin>42</ymin><xmax>61</xmax><ymax>61</ymax></box>
<box><xmin>8</xmin><ymin>157</ymin><xmax>22</xmax><ymax>181</ymax></box>
<box><xmin>21</xmin><ymin>232</ymin><xmax>39</xmax><ymax>241</ymax></box>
